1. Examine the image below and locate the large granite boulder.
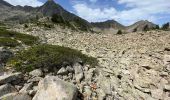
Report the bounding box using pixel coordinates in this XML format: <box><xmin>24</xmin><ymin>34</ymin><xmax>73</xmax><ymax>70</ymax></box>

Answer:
<box><xmin>32</xmin><ymin>76</ymin><xmax>78</xmax><ymax>100</ymax></box>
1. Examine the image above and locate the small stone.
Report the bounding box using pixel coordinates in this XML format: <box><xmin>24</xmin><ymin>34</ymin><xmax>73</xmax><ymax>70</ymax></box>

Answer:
<box><xmin>29</xmin><ymin>90</ymin><xmax>37</xmax><ymax>96</ymax></box>
<box><xmin>151</xmin><ymin>89</ymin><xmax>163</xmax><ymax>99</ymax></box>
<box><xmin>57</xmin><ymin>67</ymin><xmax>68</xmax><ymax>75</ymax></box>
<box><xmin>73</xmin><ymin>63</ymin><xmax>84</xmax><ymax>83</ymax></box>
<box><xmin>164</xmin><ymin>84</ymin><xmax>170</xmax><ymax>91</ymax></box>
<box><xmin>27</xmin><ymin>77</ymin><xmax>43</xmax><ymax>83</ymax></box>
<box><xmin>66</xmin><ymin>66</ymin><xmax>74</xmax><ymax>73</ymax></box>
<box><xmin>29</xmin><ymin>69</ymin><xmax>43</xmax><ymax>77</ymax></box>
<box><xmin>19</xmin><ymin>82</ymin><xmax>33</xmax><ymax>94</ymax></box>
<box><xmin>15</xmin><ymin>85</ymin><xmax>22</xmax><ymax>91</ymax></box>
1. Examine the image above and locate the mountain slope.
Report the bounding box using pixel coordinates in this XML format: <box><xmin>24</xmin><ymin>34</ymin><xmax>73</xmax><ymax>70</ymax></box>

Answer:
<box><xmin>126</xmin><ymin>20</ymin><xmax>157</xmax><ymax>32</ymax></box>
<box><xmin>37</xmin><ymin>0</ymin><xmax>91</xmax><ymax>31</ymax></box>
<box><xmin>0</xmin><ymin>0</ymin><xmax>13</xmax><ymax>7</ymax></box>
<box><xmin>91</xmin><ymin>20</ymin><xmax>125</xmax><ymax>33</ymax></box>
<box><xmin>0</xmin><ymin>0</ymin><xmax>92</xmax><ymax>31</ymax></box>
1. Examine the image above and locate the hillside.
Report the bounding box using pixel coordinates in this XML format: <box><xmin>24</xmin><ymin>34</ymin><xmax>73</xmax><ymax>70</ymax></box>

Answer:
<box><xmin>11</xmin><ymin>25</ymin><xmax>170</xmax><ymax>100</ymax></box>
<box><xmin>0</xmin><ymin>0</ymin><xmax>92</xmax><ymax>31</ymax></box>
<box><xmin>126</xmin><ymin>20</ymin><xmax>157</xmax><ymax>32</ymax></box>
<box><xmin>91</xmin><ymin>20</ymin><xmax>125</xmax><ymax>33</ymax></box>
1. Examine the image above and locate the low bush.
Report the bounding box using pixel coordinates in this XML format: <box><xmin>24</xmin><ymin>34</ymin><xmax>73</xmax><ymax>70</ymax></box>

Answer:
<box><xmin>0</xmin><ymin>29</ymin><xmax>39</xmax><ymax>45</ymax></box>
<box><xmin>117</xmin><ymin>30</ymin><xmax>123</xmax><ymax>35</ymax></box>
<box><xmin>0</xmin><ymin>37</ymin><xmax>20</xmax><ymax>47</ymax></box>
<box><xmin>162</xmin><ymin>23</ymin><xmax>169</xmax><ymax>30</ymax></box>
<box><xmin>8</xmin><ymin>44</ymin><xmax>98</xmax><ymax>72</ymax></box>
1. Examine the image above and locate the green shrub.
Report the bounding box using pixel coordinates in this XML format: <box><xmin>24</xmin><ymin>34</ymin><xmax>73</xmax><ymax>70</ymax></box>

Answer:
<box><xmin>162</xmin><ymin>23</ymin><xmax>169</xmax><ymax>30</ymax></box>
<box><xmin>143</xmin><ymin>25</ymin><xmax>149</xmax><ymax>31</ymax></box>
<box><xmin>0</xmin><ymin>29</ymin><xmax>39</xmax><ymax>45</ymax></box>
<box><xmin>0</xmin><ymin>37</ymin><xmax>20</xmax><ymax>47</ymax></box>
<box><xmin>155</xmin><ymin>25</ymin><xmax>159</xmax><ymax>29</ymax></box>
<box><xmin>117</xmin><ymin>30</ymin><xmax>123</xmax><ymax>35</ymax></box>
<box><xmin>8</xmin><ymin>44</ymin><xmax>98</xmax><ymax>72</ymax></box>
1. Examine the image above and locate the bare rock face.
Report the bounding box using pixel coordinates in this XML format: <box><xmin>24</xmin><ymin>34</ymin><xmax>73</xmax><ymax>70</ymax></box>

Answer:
<box><xmin>32</xmin><ymin>76</ymin><xmax>78</xmax><ymax>100</ymax></box>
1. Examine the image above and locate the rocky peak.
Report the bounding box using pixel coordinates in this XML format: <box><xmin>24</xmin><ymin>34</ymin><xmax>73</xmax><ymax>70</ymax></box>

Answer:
<box><xmin>38</xmin><ymin>0</ymin><xmax>62</xmax><ymax>16</ymax></box>
<box><xmin>126</xmin><ymin>20</ymin><xmax>157</xmax><ymax>32</ymax></box>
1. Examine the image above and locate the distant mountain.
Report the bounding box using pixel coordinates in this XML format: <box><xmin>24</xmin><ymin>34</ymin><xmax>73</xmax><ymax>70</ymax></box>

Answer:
<box><xmin>0</xmin><ymin>0</ymin><xmax>91</xmax><ymax>31</ymax></box>
<box><xmin>91</xmin><ymin>20</ymin><xmax>125</xmax><ymax>29</ymax></box>
<box><xmin>126</xmin><ymin>20</ymin><xmax>157</xmax><ymax>32</ymax></box>
<box><xmin>91</xmin><ymin>20</ymin><xmax>125</xmax><ymax>33</ymax></box>
<box><xmin>0</xmin><ymin>0</ymin><xmax>161</xmax><ymax>33</ymax></box>
<box><xmin>0</xmin><ymin>0</ymin><xmax>13</xmax><ymax>7</ymax></box>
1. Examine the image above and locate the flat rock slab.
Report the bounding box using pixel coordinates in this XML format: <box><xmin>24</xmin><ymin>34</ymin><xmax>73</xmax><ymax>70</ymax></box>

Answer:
<box><xmin>0</xmin><ymin>72</ymin><xmax>22</xmax><ymax>85</ymax></box>
<box><xmin>0</xmin><ymin>93</ymin><xmax>32</xmax><ymax>100</ymax></box>
<box><xmin>32</xmin><ymin>76</ymin><xmax>78</xmax><ymax>100</ymax></box>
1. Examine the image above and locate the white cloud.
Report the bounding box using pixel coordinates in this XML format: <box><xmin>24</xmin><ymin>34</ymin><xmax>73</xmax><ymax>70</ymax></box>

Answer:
<box><xmin>73</xmin><ymin>0</ymin><xmax>170</xmax><ymax>25</ymax></box>
<box><xmin>73</xmin><ymin>4</ymin><xmax>117</xmax><ymax>22</ymax></box>
<box><xmin>4</xmin><ymin>0</ymin><xmax>43</xmax><ymax>7</ymax></box>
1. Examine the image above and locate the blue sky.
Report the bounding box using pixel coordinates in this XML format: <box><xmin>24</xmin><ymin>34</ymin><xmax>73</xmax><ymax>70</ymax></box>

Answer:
<box><xmin>4</xmin><ymin>0</ymin><xmax>170</xmax><ymax>25</ymax></box>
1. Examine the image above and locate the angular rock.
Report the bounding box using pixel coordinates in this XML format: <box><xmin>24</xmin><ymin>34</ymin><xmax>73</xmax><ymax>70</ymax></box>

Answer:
<box><xmin>57</xmin><ymin>67</ymin><xmax>68</xmax><ymax>75</ymax></box>
<box><xmin>32</xmin><ymin>76</ymin><xmax>78</xmax><ymax>100</ymax></box>
<box><xmin>73</xmin><ymin>63</ymin><xmax>84</xmax><ymax>82</ymax></box>
<box><xmin>0</xmin><ymin>93</ymin><xmax>32</xmax><ymax>100</ymax></box>
<box><xmin>0</xmin><ymin>72</ymin><xmax>22</xmax><ymax>85</ymax></box>
<box><xmin>19</xmin><ymin>82</ymin><xmax>33</xmax><ymax>94</ymax></box>
<box><xmin>29</xmin><ymin>69</ymin><xmax>43</xmax><ymax>77</ymax></box>
<box><xmin>151</xmin><ymin>89</ymin><xmax>163</xmax><ymax>99</ymax></box>
<box><xmin>66</xmin><ymin>66</ymin><xmax>74</xmax><ymax>73</ymax></box>
<box><xmin>0</xmin><ymin>84</ymin><xmax>16</xmax><ymax>97</ymax></box>
<box><xmin>0</xmin><ymin>48</ymin><xmax>13</xmax><ymax>64</ymax></box>
<box><xmin>164</xmin><ymin>84</ymin><xmax>170</xmax><ymax>91</ymax></box>
<box><xmin>27</xmin><ymin>77</ymin><xmax>43</xmax><ymax>83</ymax></box>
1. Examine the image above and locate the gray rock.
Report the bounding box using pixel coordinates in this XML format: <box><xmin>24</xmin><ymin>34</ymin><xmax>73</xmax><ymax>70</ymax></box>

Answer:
<box><xmin>66</xmin><ymin>66</ymin><xmax>74</xmax><ymax>73</ymax></box>
<box><xmin>57</xmin><ymin>67</ymin><xmax>68</xmax><ymax>75</ymax></box>
<box><xmin>19</xmin><ymin>82</ymin><xmax>33</xmax><ymax>94</ymax></box>
<box><xmin>151</xmin><ymin>89</ymin><xmax>163</xmax><ymax>99</ymax></box>
<box><xmin>0</xmin><ymin>72</ymin><xmax>22</xmax><ymax>85</ymax></box>
<box><xmin>27</xmin><ymin>77</ymin><xmax>43</xmax><ymax>83</ymax></box>
<box><xmin>29</xmin><ymin>69</ymin><xmax>43</xmax><ymax>77</ymax></box>
<box><xmin>0</xmin><ymin>93</ymin><xmax>32</xmax><ymax>100</ymax></box>
<box><xmin>164</xmin><ymin>84</ymin><xmax>170</xmax><ymax>91</ymax></box>
<box><xmin>73</xmin><ymin>63</ymin><xmax>84</xmax><ymax>82</ymax></box>
<box><xmin>0</xmin><ymin>84</ymin><xmax>16</xmax><ymax>97</ymax></box>
<box><xmin>0</xmin><ymin>48</ymin><xmax>13</xmax><ymax>64</ymax></box>
<box><xmin>14</xmin><ymin>93</ymin><xmax>32</xmax><ymax>100</ymax></box>
<box><xmin>32</xmin><ymin>76</ymin><xmax>78</xmax><ymax>100</ymax></box>
<box><xmin>0</xmin><ymin>93</ymin><xmax>17</xmax><ymax>100</ymax></box>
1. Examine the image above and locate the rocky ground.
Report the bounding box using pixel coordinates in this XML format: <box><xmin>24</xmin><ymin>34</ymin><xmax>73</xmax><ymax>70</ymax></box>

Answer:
<box><xmin>1</xmin><ymin>25</ymin><xmax>170</xmax><ymax>100</ymax></box>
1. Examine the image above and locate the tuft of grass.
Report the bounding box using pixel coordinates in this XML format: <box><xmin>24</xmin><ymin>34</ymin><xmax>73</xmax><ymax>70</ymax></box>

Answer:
<box><xmin>0</xmin><ymin>28</ymin><xmax>39</xmax><ymax>45</ymax></box>
<box><xmin>8</xmin><ymin>44</ymin><xmax>98</xmax><ymax>72</ymax></box>
<box><xmin>0</xmin><ymin>37</ymin><xmax>20</xmax><ymax>47</ymax></box>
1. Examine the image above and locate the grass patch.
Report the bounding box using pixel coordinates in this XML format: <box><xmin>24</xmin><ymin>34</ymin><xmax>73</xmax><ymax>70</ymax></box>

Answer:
<box><xmin>0</xmin><ymin>37</ymin><xmax>20</xmax><ymax>47</ymax></box>
<box><xmin>8</xmin><ymin>44</ymin><xmax>98</xmax><ymax>72</ymax></box>
<box><xmin>0</xmin><ymin>28</ymin><xmax>39</xmax><ymax>45</ymax></box>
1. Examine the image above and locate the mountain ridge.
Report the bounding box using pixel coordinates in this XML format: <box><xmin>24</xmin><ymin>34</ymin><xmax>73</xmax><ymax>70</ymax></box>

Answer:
<box><xmin>0</xmin><ymin>0</ymin><xmax>159</xmax><ymax>33</ymax></box>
